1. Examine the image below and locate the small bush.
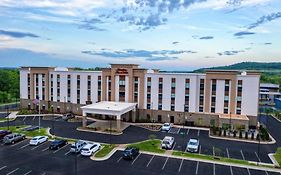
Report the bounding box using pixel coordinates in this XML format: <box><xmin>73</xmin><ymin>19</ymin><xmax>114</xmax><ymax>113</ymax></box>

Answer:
<box><xmin>251</xmin><ymin>132</ymin><xmax>254</xmax><ymax>140</ymax></box>
<box><xmin>223</xmin><ymin>130</ymin><xmax>226</xmax><ymax>136</ymax></box>
<box><xmin>233</xmin><ymin>131</ymin><xmax>237</xmax><ymax>138</ymax></box>
<box><xmin>245</xmin><ymin>132</ymin><xmax>248</xmax><ymax>139</ymax></box>
<box><xmin>148</xmin><ymin>134</ymin><xmax>156</xmax><ymax>140</ymax></box>
<box><xmin>239</xmin><ymin>131</ymin><xmax>242</xmax><ymax>138</ymax></box>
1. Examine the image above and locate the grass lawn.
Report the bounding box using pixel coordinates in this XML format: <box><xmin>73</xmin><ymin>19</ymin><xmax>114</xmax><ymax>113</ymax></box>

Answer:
<box><xmin>0</xmin><ymin>125</ymin><xmax>49</xmax><ymax>138</ymax></box>
<box><xmin>95</xmin><ymin>144</ymin><xmax>117</xmax><ymax>158</ymax></box>
<box><xmin>128</xmin><ymin>139</ymin><xmax>165</xmax><ymax>154</ymax></box>
<box><xmin>274</xmin><ymin>148</ymin><xmax>281</xmax><ymax>167</ymax></box>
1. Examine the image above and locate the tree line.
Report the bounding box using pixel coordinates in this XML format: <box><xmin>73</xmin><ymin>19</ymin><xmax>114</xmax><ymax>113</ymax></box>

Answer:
<box><xmin>0</xmin><ymin>69</ymin><xmax>19</xmax><ymax>104</ymax></box>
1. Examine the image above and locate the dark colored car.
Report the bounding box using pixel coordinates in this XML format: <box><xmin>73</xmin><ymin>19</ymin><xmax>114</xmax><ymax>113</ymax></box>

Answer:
<box><xmin>23</xmin><ymin>126</ymin><xmax>39</xmax><ymax>131</ymax></box>
<box><xmin>0</xmin><ymin>130</ymin><xmax>12</xmax><ymax>141</ymax></box>
<box><xmin>62</xmin><ymin>113</ymin><xmax>74</xmax><ymax>121</ymax></box>
<box><xmin>49</xmin><ymin>140</ymin><xmax>68</xmax><ymax>150</ymax></box>
<box><xmin>122</xmin><ymin>147</ymin><xmax>139</xmax><ymax>160</ymax></box>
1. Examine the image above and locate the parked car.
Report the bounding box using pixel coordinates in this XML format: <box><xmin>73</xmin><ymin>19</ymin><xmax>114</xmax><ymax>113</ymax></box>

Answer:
<box><xmin>49</xmin><ymin>139</ymin><xmax>68</xmax><ymax>150</ymax></box>
<box><xmin>161</xmin><ymin>136</ymin><xmax>174</xmax><ymax>149</ymax></box>
<box><xmin>0</xmin><ymin>130</ymin><xmax>12</xmax><ymax>141</ymax></box>
<box><xmin>62</xmin><ymin>113</ymin><xmax>74</xmax><ymax>121</ymax></box>
<box><xmin>161</xmin><ymin>123</ymin><xmax>172</xmax><ymax>132</ymax></box>
<box><xmin>186</xmin><ymin>138</ymin><xmax>200</xmax><ymax>153</ymax></box>
<box><xmin>81</xmin><ymin>143</ymin><xmax>101</xmax><ymax>156</ymax></box>
<box><xmin>3</xmin><ymin>133</ymin><xmax>26</xmax><ymax>144</ymax></box>
<box><xmin>70</xmin><ymin>140</ymin><xmax>87</xmax><ymax>153</ymax></box>
<box><xmin>122</xmin><ymin>147</ymin><xmax>139</xmax><ymax>160</ymax></box>
<box><xmin>29</xmin><ymin>136</ymin><xmax>48</xmax><ymax>146</ymax></box>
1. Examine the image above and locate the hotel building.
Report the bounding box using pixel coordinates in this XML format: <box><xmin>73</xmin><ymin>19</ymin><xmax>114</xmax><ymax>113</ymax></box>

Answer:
<box><xmin>20</xmin><ymin>64</ymin><xmax>260</xmax><ymax>130</ymax></box>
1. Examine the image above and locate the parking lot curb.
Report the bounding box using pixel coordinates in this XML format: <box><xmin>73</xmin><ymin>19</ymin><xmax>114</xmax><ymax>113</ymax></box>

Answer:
<box><xmin>77</xmin><ymin>127</ymin><xmax>123</xmax><ymax>136</ymax></box>
<box><xmin>268</xmin><ymin>153</ymin><xmax>280</xmax><ymax>167</ymax></box>
<box><xmin>90</xmin><ymin>147</ymin><xmax>125</xmax><ymax>161</ymax></box>
<box><xmin>209</xmin><ymin>133</ymin><xmax>276</xmax><ymax>145</ymax></box>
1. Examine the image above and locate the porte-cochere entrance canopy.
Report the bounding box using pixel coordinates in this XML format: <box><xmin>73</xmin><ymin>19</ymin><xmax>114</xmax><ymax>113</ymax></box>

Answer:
<box><xmin>81</xmin><ymin>101</ymin><xmax>137</xmax><ymax>131</ymax></box>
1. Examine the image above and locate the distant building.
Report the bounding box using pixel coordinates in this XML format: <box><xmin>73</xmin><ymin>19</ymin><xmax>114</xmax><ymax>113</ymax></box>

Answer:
<box><xmin>259</xmin><ymin>83</ymin><xmax>281</xmax><ymax>105</ymax></box>
<box><xmin>20</xmin><ymin>64</ymin><xmax>261</xmax><ymax>130</ymax></box>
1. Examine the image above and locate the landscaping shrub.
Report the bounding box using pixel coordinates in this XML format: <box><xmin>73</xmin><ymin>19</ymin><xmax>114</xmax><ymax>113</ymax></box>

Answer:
<box><xmin>233</xmin><ymin>131</ymin><xmax>237</xmax><ymax>138</ymax></box>
<box><xmin>245</xmin><ymin>132</ymin><xmax>248</xmax><ymax>139</ymax></box>
<box><xmin>239</xmin><ymin>131</ymin><xmax>242</xmax><ymax>138</ymax></box>
<box><xmin>219</xmin><ymin>128</ymin><xmax>222</xmax><ymax>136</ymax></box>
<box><xmin>251</xmin><ymin>132</ymin><xmax>254</xmax><ymax>140</ymax></box>
<box><xmin>223</xmin><ymin>130</ymin><xmax>226</xmax><ymax>137</ymax></box>
<box><xmin>256</xmin><ymin>133</ymin><xmax>260</xmax><ymax>140</ymax></box>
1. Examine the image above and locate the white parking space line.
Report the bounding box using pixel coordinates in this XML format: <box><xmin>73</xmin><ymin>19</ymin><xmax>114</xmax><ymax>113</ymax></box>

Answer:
<box><xmin>146</xmin><ymin>155</ymin><xmax>155</xmax><ymax>167</ymax></box>
<box><xmin>41</xmin><ymin>147</ymin><xmax>49</xmax><ymax>152</ymax></box>
<box><xmin>41</xmin><ymin>172</ymin><xmax>46</xmax><ymax>175</ymax></box>
<box><xmin>32</xmin><ymin>116</ymin><xmax>36</xmax><ymax>120</ymax></box>
<box><xmin>11</xmin><ymin>140</ymin><xmax>28</xmax><ymax>147</ymax></box>
<box><xmin>240</xmin><ymin>150</ymin><xmax>245</xmax><ymax>160</ymax></box>
<box><xmin>176</xmin><ymin>128</ymin><xmax>180</xmax><ymax>134</ymax></box>
<box><xmin>23</xmin><ymin>170</ymin><xmax>32</xmax><ymax>175</ymax></box>
<box><xmin>117</xmin><ymin>157</ymin><xmax>122</xmax><ymax>163</ymax></box>
<box><xmin>77</xmin><ymin>154</ymin><xmax>81</xmax><ymax>158</ymax></box>
<box><xmin>162</xmin><ymin>157</ymin><xmax>169</xmax><ymax>170</ymax></box>
<box><xmin>195</xmin><ymin>161</ymin><xmax>199</xmax><ymax>175</ymax></box>
<box><xmin>172</xmin><ymin>142</ymin><xmax>176</xmax><ymax>150</ymax></box>
<box><xmin>20</xmin><ymin>143</ymin><xmax>30</xmax><ymax>149</ymax></box>
<box><xmin>197</xmin><ymin>130</ymin><xmax>200</xmax><ymax>137</ymax></box>
<box><xmin>254</xmin><ymin>152</ymin><xmax>261</xmax><ymax>162</ymax></box>
<box><xmin>53</xmin><ymin>145</ymin><xmax>68</xmax><ymax>154</ymax></box>
<box><xmin>199</xmin><ymin>145</ymin><xmax>201</xmax><ymax>154</ymax></box>
<box><xmin>64</xmin><ymin>150</ymin><xmax>71</xmax><ymax>156</ymax></box>
<box><xmin>178</xmin><ymin>159</ymin><xmax>184</xmax><ymax>172</ymax></box>
<box><xmin>6</xmin><ymin>168</ymin><xmax>19</xmax><ymax>175</ymax></box>
<box><xmin>265</xmin><ymin>171</ymin><xmax>269</xmax><ymax>175</ymax></box>
<box><xmin>213</xmin><ymin>147</ymin><xmax>215</xmax><ymax>156</ymax></box>
<box><xmin>230</xmin><ymin>166</ymin><xmax>233</xmax><ymax>175</ymax></box>
<box><xmin>213</xmin><ymin>164</ymin><xmax>216</xmax><ymax>175</ymax></box>
<box><xmin>131</xmin><ymin>153</ymin><xmax>141</xmax><ymax>165</ymax></box>
<box><xmin>0</xmin><ymin>166</ymin><xmax>7</xmax><ymax>171</ymax></box>
<box><xmin>23</xmin><ymin>116</ymin><xmax>26</xmax><ymax>121</ymax></box>
<box><xmin>186</xmin><ymin>129</ymin><xmax>189</xmax><ymax>135</ymax></box>
<box><xmin>31</xmin><ymin>142</ymin><xmax>48</xmax><ymax>150</ymax></box>
<box><xmin>247</xmin><ymin>168</ymin><xmax>251</xmax><ymax>175</ymax></box>
<box><xmin>226</xmin><ymin>148</ymin><xmax>230</xmax><ymax>158</ymax></box>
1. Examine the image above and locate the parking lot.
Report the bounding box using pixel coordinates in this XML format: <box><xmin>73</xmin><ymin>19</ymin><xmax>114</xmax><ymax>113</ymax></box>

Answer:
<box><xmin>107</xmin><ymin>151</ymin><xmax>280</xmax><ymax>175</ymax></box>
<box><xmin>0</xmin><ymin>139</ymin><xmax>280</xmax><ymax>175</ymax></box>
<box><xmin>0</xmin><ymin>116</ymin><xmax>278</xmax><ymax>166</ymax></box>
<box><xmin>165</xmin><ymin>127</ymin><xmax>273</xmax><ymax>164</ymax></box>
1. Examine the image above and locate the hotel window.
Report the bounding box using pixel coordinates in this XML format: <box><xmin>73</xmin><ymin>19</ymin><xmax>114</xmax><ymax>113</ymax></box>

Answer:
<box><xmin>185</xmin><ymin>79</ymin><xmax>190</xmax><ymax>112</ymax></box>
<box><xmin>27</xmin><ymin>73</ymin><xmax>31</xmax><ymax>99</ymax></box>
<box><xmin>119</xmin><ymin>75</ymin><xmax>126</xmax><ymax>102</ymax></box>
<box><xmin>134</xmin><ymin>77</ymin><xmax>138</xmax><ymax>103</ymax></box>
<box><xmin>57</xmin><ymin>74</ymin><xmax>60</xmax><ymax>102</ymax></box>
<box><xmin>224</xmin><ymin>80</ymin><xmax>230</xmax><ymax>114</ymax></box>
<box><xmin>211</xmin><ymin>80</ymin><xmax>216</xmax><ymax>113</ymax></box>
<box><xmin>108</xmin><ymin>76</ymin><xmax>112</xmax><ymax>101</ymax></box>
<box><xmin>158</xmin><ymin>77</ymin><xmax>163</xmax><ymax>110</ymax></box>
<box><xmin>171</xmin><ymin>78</ymin><xmax>176</xmax><ymax>111</ymax></box>
<box><xmin>50</xmin><ymin>74</ymin><xmax>53</xmax><ymax>101</ymax></box>
<box><xmin>199</xmin><ymin>79</ymin><xmax>205</xmax><ymax>112</ymax></box>
<box><xmin>98</xmin><ymin>76</ymin><xmax>101</xmax><ymax>102</ymax></box>
<box><xmin>35</xmin><ymin>74</ymin><xmax>39</xmax><ymax>86</ymax></box>
<box><xmin>42</xmin><ymin>74</ymin><xmax>45</xmax><ymax>87</ymax></box>
<box><xmin>147</xmin><ymin>77</ymin><xmax>151</xmax><ymax>109</ymax></box>
<box><xmin>27</xmin><ymin>73</ymin><xmax>30</xmax><ymax>86</ymax></box>
<box><xmin>77</xmin><ymin>75</ymin><xmax>80</xmax><ymax>104</ymax></box>
<box><xmin>87</xmin><ymin>75</ymin><xmax>91</xmax><ymax>102</ymax></box>
<box><xmin>236</xmin><ymin>80</ymin><xmax>243</xmax><ymax>114</ymax></box>
<box><xmin>67</xmin><ymin>75</ymin><xmax>71</xmax><ymax>102</ymax></box>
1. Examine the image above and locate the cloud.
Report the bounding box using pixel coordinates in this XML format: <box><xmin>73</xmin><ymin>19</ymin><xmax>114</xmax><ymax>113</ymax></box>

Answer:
<box><xmin>247</xmin><ymin>12</ymin><xmax>281</xmax><ymax>29</ymax></box>
<box><xmin>199</xmin><ymin>36</ymin><xmax>214</xmax><ymax>40</ymax></box>
<box><xmin>264</xmin><ymin>42</ymin><xmax>272</xmax><ymax>45</ymax></box>
<box><xmin>217</xmin><ymin>50</ymin><xmax>244</xmax><ymax>56</ymax></box>
<box><xmin>172</xmin><ymin>41</ymin><xmax>179</xmax><ymax>45</ymax></box>
<box><xmin>0</xmin><ymin>29</ymin><xmax>40</xmax><ymax>38</ymax></box>
<box><xmin>81</xmin><ymin>48</ymin><xmax>197</xmax><ymax>61</ymax></box>
<box><xmin>100</xmin><ymin>0</ymin><xmax>207</xmax><ymax>31</ymax></box>
<box><xmin>233</xmin><ymin>31</ymin><xmax>255</xmax><ymax>37</ymax></box>
<box><xmin>78</xmin><ymin>18</ymin><xmax>107</xmax><ymax>31</ymax></box>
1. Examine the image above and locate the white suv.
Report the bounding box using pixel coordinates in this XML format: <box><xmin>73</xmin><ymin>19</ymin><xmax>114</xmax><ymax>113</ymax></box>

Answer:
<box><xmin>186</xmin><ymin>138</ymin><xmax>199</xmax><ymax>153</ymax></box>
<box><xmin>161</xmin><ymin>123</ymin><xmax>171</xmax><ymax>132</ymax></box>
<box><xmin>70</xmin><ymin>140</ymin><xmax>87</xmax><ymax>153</ymax></box>
<box><xmin>81</xmin><ymin>143</ymin><xmax>101</xmax><ymax>156</ymax></box>
<box><xmin>161</xmin><ymin>136</ymin><xmax>174</xmax><ymax>149</ymax></box>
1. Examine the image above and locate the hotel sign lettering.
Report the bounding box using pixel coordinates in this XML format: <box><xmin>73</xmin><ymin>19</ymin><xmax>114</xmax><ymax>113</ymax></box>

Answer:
<box><xmin>116</xmin><ymin>68</ymin><xmax>128</xmax><ymax>74</ymax></box>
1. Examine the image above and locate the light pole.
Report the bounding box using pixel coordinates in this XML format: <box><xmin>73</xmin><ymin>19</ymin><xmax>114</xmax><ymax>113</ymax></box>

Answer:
<box><xmin>38</xmin><ymin>99</ymin><xmax>41</xmax><ymax>133</ymax></box>
<box><xmin>7</xmin><ymin>106</ymin><xmax>9</xmax><ymax>130</ymax></box>
<box><xmin>109</xmin><ymin>115</ymin><xmax>112</xmax><ymax>146</ymax></box>
<box><xmin>257</xmin><ymin>107</ymin><xmax>261</xmax><ymax>166</ymax></box>
<box><xmin>75</xmin><ymin>141</ymin><xmax>77</xmax><ymax>175</ymax></box>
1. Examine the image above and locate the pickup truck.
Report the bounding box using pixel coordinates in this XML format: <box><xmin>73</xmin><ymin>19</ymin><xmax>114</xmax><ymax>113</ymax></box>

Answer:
<box><xmin>3</xmin><ymin>133</ymin><xmax>26</xmax><ymax>144</ymax></box>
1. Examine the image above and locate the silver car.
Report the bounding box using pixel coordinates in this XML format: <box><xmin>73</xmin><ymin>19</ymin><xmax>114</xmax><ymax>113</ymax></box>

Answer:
<box><xmin>3</xmin><ymin>133</ymin><xmax>26</xmax><ymax>144</ymax></box>
<box><xmin>70</xmin><ymin>140</ymin><xmax>87</xmax><ymax>153</ymax></box>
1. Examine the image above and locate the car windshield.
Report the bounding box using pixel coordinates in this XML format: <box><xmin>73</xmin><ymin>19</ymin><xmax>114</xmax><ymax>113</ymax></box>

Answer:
<box><xmin>164</xmin><ymin>124</ymin><xmax>169</xmax><ymax>127</ymax></box>
<box><xmin>32</xmin><ymin>138</ymin><xmax>38</xmax><ymax>140</ymax></box>
<box><xmin>82</xmin><ymin>148</ymin><xmax>89</xmax><ymax>151</ymax></box>
<box><xmin>189</xmin><ymin>141</ymin><xmax>197</xmax><ymax>146</ymax></box>
<box><xmin>163</xmin><ymin>140</ymin><xmax>170</xmax><ymax>144</ymax></box>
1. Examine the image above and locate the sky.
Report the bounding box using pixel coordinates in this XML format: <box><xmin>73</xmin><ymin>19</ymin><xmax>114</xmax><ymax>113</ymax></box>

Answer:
<box><xmin>0</xmin><ymin>0</ymin><xmax>280</xmax><ymax>71</ymax></box>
